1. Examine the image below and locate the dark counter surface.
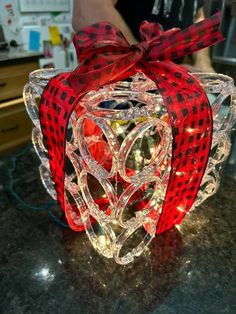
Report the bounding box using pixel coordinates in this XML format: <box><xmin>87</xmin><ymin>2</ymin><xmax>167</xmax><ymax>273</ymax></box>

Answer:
<box><xmin>0</xmin><ymin>48</ymin><xmax>43</xmax><ymax>64</ymax></box>
<box><xmin>0</xmin><ymin>146</ymin><xmax>235</xmax><ymax>314</ymax></box>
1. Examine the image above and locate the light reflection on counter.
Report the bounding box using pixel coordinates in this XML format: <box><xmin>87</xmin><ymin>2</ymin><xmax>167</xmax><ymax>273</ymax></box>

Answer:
<box><xmin>33</xmin><ymin>265</ymin><xmax>55</xmax><ymax>282</ymax></box>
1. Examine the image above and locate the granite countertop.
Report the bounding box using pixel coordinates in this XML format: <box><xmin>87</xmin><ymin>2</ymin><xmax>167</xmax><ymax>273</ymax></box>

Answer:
<box><xmin>0</xmin><ymin>48</ymin><xmax>43</xmax><ymax>64</ymax></box>
<box><xmin>0</xmin><ymin>146</ymin><xmax>235</xmax><ymax>314</ymax></box>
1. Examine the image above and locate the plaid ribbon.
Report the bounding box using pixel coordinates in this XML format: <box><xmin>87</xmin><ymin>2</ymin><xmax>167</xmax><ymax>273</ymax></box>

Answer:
<box><xmin>39</xmin><ymin>13</ymin><xmax>223</xmax><ymax>233</ymax></box>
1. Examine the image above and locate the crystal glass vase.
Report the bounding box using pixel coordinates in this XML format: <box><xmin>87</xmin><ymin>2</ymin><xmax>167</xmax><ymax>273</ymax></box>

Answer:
<box><xmin>23</xmin><ymin>69</ymin><xmax>236</xmax><ymax>264</ymax></box>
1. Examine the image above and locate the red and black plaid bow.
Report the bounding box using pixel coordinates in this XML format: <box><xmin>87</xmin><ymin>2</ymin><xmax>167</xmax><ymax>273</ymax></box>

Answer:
<box><xmin>39</xmin><ymin>13</ymin><xmax>223</xmax><ymax>233</ymax></box>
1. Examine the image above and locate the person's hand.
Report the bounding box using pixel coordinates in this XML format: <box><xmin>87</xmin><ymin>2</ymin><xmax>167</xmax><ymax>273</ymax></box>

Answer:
<box><xmin>193</xmin><ymin>60</ymin><xmax>216</xmax><ymax>73</ymax></box>
<box><xmin>181</xmin><ymin>63</ymin><xmax>200</xmax><ymax>72</ymax></box>
<box><xmin>181</xmin><ymin>62</ymin><xmax>215</xmax><ymax>73</ymax></box>
<box><xmin>193</xmin><ymin>47</ymin><xmax>216</xmax><ymax>73</ymax></box>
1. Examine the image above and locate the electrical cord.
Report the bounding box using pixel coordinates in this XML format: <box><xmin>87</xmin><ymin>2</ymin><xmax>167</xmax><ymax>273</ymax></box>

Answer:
<box><xmin>3</xmin><ymin>144</ymin><xmax>69</xmax><ymax>228</ymax></box>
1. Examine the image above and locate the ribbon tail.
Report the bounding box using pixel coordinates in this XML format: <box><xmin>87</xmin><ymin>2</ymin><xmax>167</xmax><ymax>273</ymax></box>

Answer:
<box><xmin>149</xmin><ymin>12</ymin><xmax>224</xmax><ymax>61</ymax></box>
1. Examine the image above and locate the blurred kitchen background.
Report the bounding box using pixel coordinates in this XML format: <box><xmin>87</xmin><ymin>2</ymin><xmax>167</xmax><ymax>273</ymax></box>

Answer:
<box><xmin>0</xmin><ymin>0</ymin><xmax>77</xmax><ymax>69</ymax></box>
<box><xmin>0</xmin><ymin>0</ymin><xmax>235</xmax><ymax>179</ymax></box>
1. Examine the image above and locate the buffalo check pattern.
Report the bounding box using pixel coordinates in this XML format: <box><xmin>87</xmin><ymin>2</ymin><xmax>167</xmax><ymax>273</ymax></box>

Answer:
<box><xmin>39</xmin><ymin>13</ymin><xmax>223</xmax><ymax>234</ymax></box>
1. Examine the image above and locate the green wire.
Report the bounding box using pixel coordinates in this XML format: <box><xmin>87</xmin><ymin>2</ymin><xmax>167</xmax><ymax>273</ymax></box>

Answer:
<box><xmin>4</xmin><ymin>144</ymin><xmax>69</xmax><ymax>229</ymax></box>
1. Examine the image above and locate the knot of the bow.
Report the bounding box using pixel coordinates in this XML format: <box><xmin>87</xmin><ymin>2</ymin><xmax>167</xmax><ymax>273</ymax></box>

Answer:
<box><xmin>132</xmin><ymin>20</ymin><xmax>163</xmax><ymax>57</ymax></box>
<box><xmin>69</xmin><ymin>13</ymin><xmax>223</xmax><ymax>94</ymax></box>
<box><xmin>133</xmin><ymin>41</ymin><xmax>151</xmax><ymax>57</ymax></box>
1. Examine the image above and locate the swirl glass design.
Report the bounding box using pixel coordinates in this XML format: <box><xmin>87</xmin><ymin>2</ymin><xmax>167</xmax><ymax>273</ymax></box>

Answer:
<box><xmin>23</xmin><ymin>69</ymin><xmax>236</xmax><ymax>264</ymax></box>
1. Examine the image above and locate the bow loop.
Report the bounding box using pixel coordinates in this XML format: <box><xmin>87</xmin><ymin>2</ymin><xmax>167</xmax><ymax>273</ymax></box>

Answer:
<box><xmin>139</xmin><ymin>20</ymin><xmax>163</xmax><ymax>42</ymax></box>
<box><xmin>73</xmin><ymin>21</ymin><xmax>130</xmax><ymax>63</ymax></box>
<box><xmin>148</xmin><ymin>12</ymin><xmax>224</xmax><ymax>61</ymax></box>
<box><xmin>133</xmin><ymin>41</ymin><xmax>150</xmax><ymax>57</ymax></box>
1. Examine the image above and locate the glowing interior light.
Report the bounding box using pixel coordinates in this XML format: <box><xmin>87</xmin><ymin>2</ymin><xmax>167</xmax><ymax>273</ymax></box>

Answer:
<box><xmin>150</xmin><ymin>147</ymin><xmax>155</xmax><ymax>154</ymax></box>
<box><xmin>176</xmin><ymin>171</ymin><xmax>185</xmax><ymax>176</ymax></box>
<box><xmin>134</xmin><ymin>149</ymin><xmax>143</xmax><ymax>163</ymax></box>
<box><xmin>177</xmin><ymin>206</ymin><xmax>185</xmax><ymax>212</ymax></box>
<box><xmin>186</xmin><ymin>128</ymin><xmax>195</xmax><ymax>133</ymax></box>
<box><xmin>97</xmin><ymin>235</ymin><xmax>107</xmax><ymax>248</ymax></box>
<box><xmin>175</xmin><ymin>224</ymin><xmax>181</xmax><ymax>232</ymax></box>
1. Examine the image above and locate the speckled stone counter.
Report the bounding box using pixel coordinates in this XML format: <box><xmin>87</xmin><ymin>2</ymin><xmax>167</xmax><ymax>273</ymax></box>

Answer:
<box><xmin>0</xmin><ymin>146</ymin><xmax>235</xmax><ymax>314</ymax></box>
